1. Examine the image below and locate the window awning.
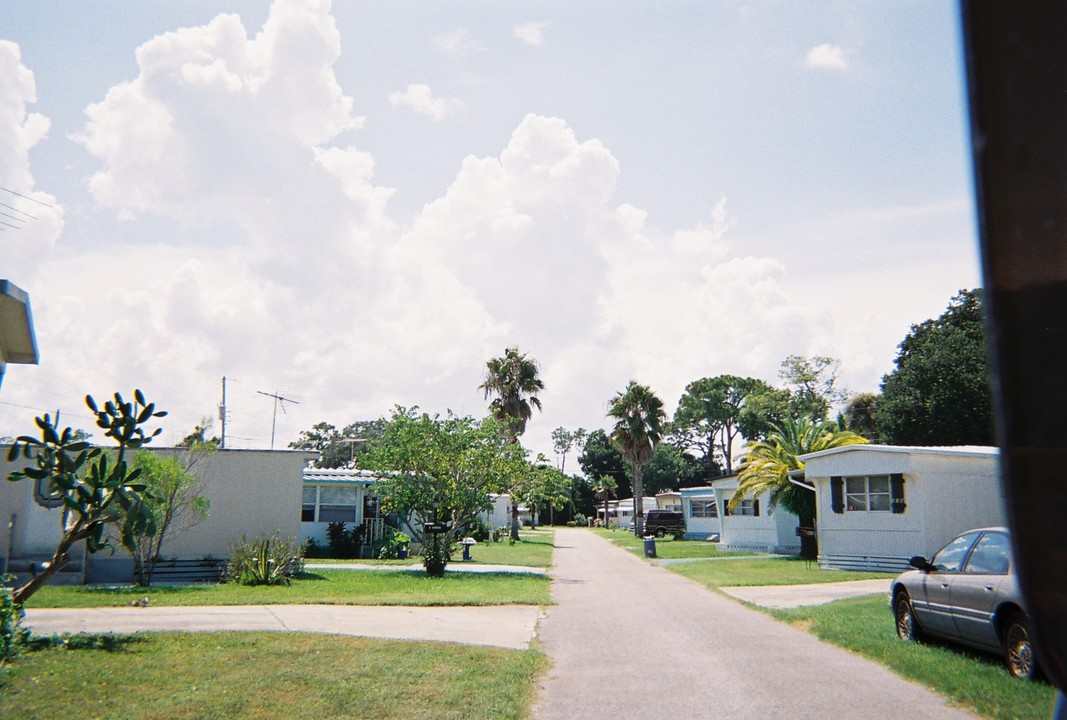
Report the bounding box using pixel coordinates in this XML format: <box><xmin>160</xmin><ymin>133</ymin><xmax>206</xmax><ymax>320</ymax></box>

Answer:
<box><xmin>0</xmin><ymin>280</ymin><xmax>39</xmax><ymax>388</ymax></box>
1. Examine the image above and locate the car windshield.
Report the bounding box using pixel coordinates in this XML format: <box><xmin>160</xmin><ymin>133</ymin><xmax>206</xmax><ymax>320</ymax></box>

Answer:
<box><xmin>931</xmin><ymin>531</ymin><xmax>981</xmax><ymax>572</ymax></box>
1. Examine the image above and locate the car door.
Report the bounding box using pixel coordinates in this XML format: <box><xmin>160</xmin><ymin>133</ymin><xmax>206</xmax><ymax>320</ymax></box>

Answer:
<box><xmin>914</xmin><ymin>531</ymin><xmax>981</xmax><ymax>637</ymax></box>
<box><xmin>949</xmin><ymin>530</ymin><xmax>1011</xmax><ymax>652</ymax></box>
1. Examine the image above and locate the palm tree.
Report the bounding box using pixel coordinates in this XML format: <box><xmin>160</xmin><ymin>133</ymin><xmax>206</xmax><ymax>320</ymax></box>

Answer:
<box><xmin>479</xmin><ymin>347</ymin><xmax>545</xmax><ymax>443</ymax></box>
<box><xmin>479</xmin><ymin>347</ymin><xmax>544</xmax><ymax>539</ymax></box>
<box><xmin>733</xmin><ymin>416</ymin><xmax>868</xmax><ymax>522</ymax></box>
<box><xmin>591</xmin><ymin>474</ymin><xmax>618</xmax><ymax>528</ymax></box>
<box><xmin>607</xmin><ymin>381</ymin><xmax>666</xmax><ymax>537</ymax></box>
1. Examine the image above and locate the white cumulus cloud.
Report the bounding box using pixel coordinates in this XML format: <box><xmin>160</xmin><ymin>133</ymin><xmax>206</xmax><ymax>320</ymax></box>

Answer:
<box><xmin>513</xmin><ymin>22</ymin><xmax>549</xmax><ymax>47</ymax></box>
<box><xmin>435</xmin><ymin>29</ymin><xmax>487</xmax><ymax>58</ymax></box>
<box><xmin>0</xmin><ymin>41</ymin><xmax>63</xmax><ymax>269</ymax></box>
<box><xmin>388</xmin><ymin>84</ymin><xmax>468</xmax><ymax>121</ymax></box>
<box><xmin>805</xmin><ymin>43</ymin><xmax>849</xmax><ymax>71</ymax></box>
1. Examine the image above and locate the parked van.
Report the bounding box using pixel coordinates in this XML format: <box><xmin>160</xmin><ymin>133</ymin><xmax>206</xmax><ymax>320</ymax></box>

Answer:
<box><xmin>644</xmin><ymin>510</ymin><xmax>686</xmax><ymax>538</ymax></box>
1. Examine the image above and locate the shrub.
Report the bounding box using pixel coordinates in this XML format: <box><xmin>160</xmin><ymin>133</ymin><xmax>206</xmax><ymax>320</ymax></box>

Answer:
<box><xmin>0</xmin><ymin>579</ymin><xmax>27</xmax><ymax>664</ymax></box>
<box><xmin>301</xmin><ymin>537</ymin><xmax>327</xmax><ymax>559</ymax></box>
<box><xmin>421</xmin><ymin>534</ymin><xmax>452</xmax><ymax>578</ymax></box>
<box><xmin>461</xmin><ymin>517</ymin><xmax>492</xmax><ymax>542</ymax></box>
<box><xmin>573</xmin><ymin>513</ymin><xmax>588</xmax><ymax>527</ymax></box>
<box><xmin>378</xmin><ymin>530</ymin><xmax>411</xmax><ymax>560</ymax></box>
<box><xmin>225</xmin><ymin>535</ymin><xmax>302</xmax><ymax>586</ymax></box>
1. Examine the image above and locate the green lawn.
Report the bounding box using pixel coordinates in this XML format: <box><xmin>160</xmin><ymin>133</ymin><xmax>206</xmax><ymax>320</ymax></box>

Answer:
<box><xmin>772</xmin><ymin>596</ymin><xmax>1057</xmax><ymax>720</ymax></box>
<box><xmin>23</xmin><ymin>568</ymin><xmax>550</xmax><ymax>609</ymax></box>
<box><xmin>307</xmin><ymin>530</ymin><xmax>555</xmax><ymax>568</ymax></box>
<box><xmin>670</xmin><ymin>555</ymin><xmax>896</xmax><ymax>587</ymax></box>
<box><xmin>593</xmin><ymin>528</ymin><xmax>760</xmax><ymax>559</ymax></box>
<box><xmin>0</xmin><ymin>632</ymin><xmax>545</xmax><ymax>720</ymax></box>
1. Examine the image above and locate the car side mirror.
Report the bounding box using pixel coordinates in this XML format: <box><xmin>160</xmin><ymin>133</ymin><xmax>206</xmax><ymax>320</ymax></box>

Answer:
<box><xmin>909</xmin><ymin>555</ymin><xmax>933</xmax><ymax>572</ymax></box>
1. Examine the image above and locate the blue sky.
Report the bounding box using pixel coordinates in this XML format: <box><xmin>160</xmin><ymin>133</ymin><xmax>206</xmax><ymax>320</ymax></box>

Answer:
<box><xmin>0</xmin><ymin>1</ymin><xmax>980</xmax><ymax>463</ymax></box>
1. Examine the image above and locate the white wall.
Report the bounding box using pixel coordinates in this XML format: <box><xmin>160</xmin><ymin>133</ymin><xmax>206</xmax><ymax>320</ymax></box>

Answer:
<box><xmin>712</xmin><ymin>478</ymin><xmax>799</xmax><ymax>554</ymax></box>
<box><xmin>680</xmin><ymin>490</ymin><xmax>720</xmax><ymax>539</ymax></box>
<box><xmin>804</xmin><ymin>445</ymin><xmax>1002</xmax><ymax>571</ymax></box>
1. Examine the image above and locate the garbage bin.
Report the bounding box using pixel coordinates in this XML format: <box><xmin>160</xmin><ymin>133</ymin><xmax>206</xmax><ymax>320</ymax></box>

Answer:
<box><xmin>643</xmin><ymin>535</ymin><xmax>657</xmax><ymax>558</ymax></box>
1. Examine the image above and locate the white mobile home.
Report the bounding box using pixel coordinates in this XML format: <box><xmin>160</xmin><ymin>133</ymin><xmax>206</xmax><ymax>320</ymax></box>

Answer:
<box><xmin>799</xmin><ymin>444</ymin><xmax>1002</xmax><ymax>572</ymax></box>
<box><xmin>680</xmin><ymin>486</ymin><xmax>720</xmax><ymax>540</ymax></box>
<box><xmin>711</xmin><ymin>476</ymin><xmax>800</xmax><ymax>554</ymax></box>
<box><xmin>1</xmin><ymin>447</ymin><xmax>314</xmax><ymax>583</ymax></box>
<box><xmin>301</xmin><ymin>468</ymin><xmax>386</xmax><ymax>547</ymax></box>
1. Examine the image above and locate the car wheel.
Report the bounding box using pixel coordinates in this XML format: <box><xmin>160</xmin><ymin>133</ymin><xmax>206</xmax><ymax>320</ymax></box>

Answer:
<box><xmin>654</xmin><ymin>528</ymin><xmax>666</xmax><ymax>539</ymax></box>
<box><xmin>1004</xmin><ymin>613</ymin><xmax>1038</xmax><ymax>680</ymax></box>
<box><xmin>894</xmin><ymin>591</ymin><xmax>923</xmax><ymax>642</ymax></box>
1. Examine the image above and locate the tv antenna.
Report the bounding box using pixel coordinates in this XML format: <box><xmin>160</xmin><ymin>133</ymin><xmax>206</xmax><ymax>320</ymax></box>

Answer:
<box><xmin>257</xmin><ymin>390</ymin><xmax>300</xmax><ymax>450</ymax></box>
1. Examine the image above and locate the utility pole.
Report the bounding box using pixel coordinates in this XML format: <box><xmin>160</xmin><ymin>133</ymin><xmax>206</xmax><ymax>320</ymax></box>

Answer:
<box><xmin>219</xmin><ymin>376</ymin><xmax>227</xmax><ymax>449</ymax></box>
<box><xmin>257</xmin><ymin>390</ymin><xmax>299</xmax><ymax>450</ymax></box>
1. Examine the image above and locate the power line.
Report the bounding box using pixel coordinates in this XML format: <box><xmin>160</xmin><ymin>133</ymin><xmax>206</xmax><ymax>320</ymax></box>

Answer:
<box><xmin>0</xmin><ymin>186</ymin><xmax>54</xmax><ymax>209</ymax></box>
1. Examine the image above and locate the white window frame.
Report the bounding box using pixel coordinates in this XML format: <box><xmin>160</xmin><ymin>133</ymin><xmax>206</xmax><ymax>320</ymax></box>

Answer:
<box><xmin>844</xmin><ymin>475</ymin><xmax>892</xmax><ymax>513</ymax></box>
<box><xmin>690</xmin><ymin>499</ymin><xmax>718</xmax><ymax>518</ymax></box>
<box><xmin>735</xmin><ymin>498</ymin><xmax>756</xmax><ymax>516</ymax></box>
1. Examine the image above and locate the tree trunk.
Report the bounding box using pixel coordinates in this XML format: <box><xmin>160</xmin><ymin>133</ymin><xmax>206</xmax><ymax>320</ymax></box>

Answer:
<box><xmin>632</xmin><ymin>463</ymin><xmax>644</xmax><ymax>537</ymax></box>
<box><xmin>510</xmin><ymin>502</ymin><xmax>520</xmax><ymax>541</ymax></box>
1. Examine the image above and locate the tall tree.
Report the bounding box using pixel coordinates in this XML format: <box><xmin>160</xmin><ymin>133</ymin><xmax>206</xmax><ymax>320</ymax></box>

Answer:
<box><xmin>607</xmin><ymin>381</ymin><xmax>666</xmax><ymax>537</ymax></box>
<box><xmin>551</xmin><ymin>426</ymin><xmax>587</xmax><ymax>474</ymax></box>
<box><xmin>841</xmin><ymin>392</ymin><xmax>880</xmax><ymax>440</ymax></box>
<box><xmin>479</xmin><ymin>347</ymin><xmax>544</xmax><ymax>539</ymax></box>
<box><xmin>577</xmin><ymin>429</ymin><xmax>629</xmax><ymax>495</ymax></box>
<box><xmin>591</xmin><ymin>474</ymin><xmax>617</xmax><ymax>528</ymax></box>
<box><xmin>733</xmin><ymin>416</ymin><xmax>867</xmax><ymax>522</ymax></box>
<box><xmin>290</xmin><ymin>419</ymin><xmax>386</xmax><ymax>468</ymax></box>
<box><xmin>779</xmin><ymin>354</ymin><xmax>846</xmax><ymax>422</ymax></box>
<box><xmin>670</xmin><ymin>375</ymin><xmax>776</xmax><ymax>475</ymax></box>
<box><xmin>479</xmin><ymin>346</ymin><xmax>545</xmax><ymax>442</ymax></box>
<box><xmin>875</xmin><ymin>289</ymin><xmax>994</xmax><ymax>446</ymax></box>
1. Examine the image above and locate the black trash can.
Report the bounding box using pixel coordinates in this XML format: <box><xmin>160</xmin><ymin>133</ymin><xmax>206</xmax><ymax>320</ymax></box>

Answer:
<box><xmin>643</xmin><ymin>535</ymin><xmax>657</xmax><ymax>558</ymax></box>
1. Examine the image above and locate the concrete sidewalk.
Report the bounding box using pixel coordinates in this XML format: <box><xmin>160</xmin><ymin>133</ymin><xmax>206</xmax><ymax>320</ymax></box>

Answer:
<box><xmin>721</xmin><ymin>578</ymin><xmax>891</xmax><ymax>609</ymax></box>
<box><xmin>305</xmin><ymin>562</ymin><xmax>545</xmax><ymax>575</ymax></box>
<box><xmin>534</xmin><ymin>528</ymin><xmax>977</xmax><ymax>720</ymax></box>
<box><xmin>24</xmin><ymin>604</ymin><xmax>541</xmax><ymax>650</ymax></box>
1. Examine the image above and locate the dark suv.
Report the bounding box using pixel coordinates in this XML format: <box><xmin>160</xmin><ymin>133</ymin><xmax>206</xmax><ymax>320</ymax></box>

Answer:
<box><xmin>644</xmin><ymin>510</ymin><xmax>686</xmax><ymax>539</ymax></box>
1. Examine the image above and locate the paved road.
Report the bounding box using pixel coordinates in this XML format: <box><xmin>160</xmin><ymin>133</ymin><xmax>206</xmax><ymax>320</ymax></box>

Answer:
<box><xmin>534</xmin><ymin>528</ymin><xmax>979</xmax><ymax>720</ymax></box>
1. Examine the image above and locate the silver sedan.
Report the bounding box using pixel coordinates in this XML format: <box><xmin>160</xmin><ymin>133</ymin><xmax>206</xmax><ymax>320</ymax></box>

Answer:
<box><xmin>889</xmin><ymin>527</ymin><xmax>1038</xmax><ymax>679</ymax></box>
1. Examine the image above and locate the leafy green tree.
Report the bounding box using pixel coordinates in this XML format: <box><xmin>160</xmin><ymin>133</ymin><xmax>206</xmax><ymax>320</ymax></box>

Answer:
<box><xmin>290</xmin><ymin>419</ymin><xmax>386</xmax><ymax>468</ymax></box>
<box><xmin>591</xmin><ymin>474</ymin><xmax>617</xmax><ymax>528</ymax></box>
<box><xmin>6</xmin><ymin>390</ymin><xmax>166</xmax><ymax>604</ymax></box>
<box><xmin>479</xmin><ymin>346</ymin><xmax>545</xmax><ymax>442</ymax></box>
<box><xmin>360</xmin><ymin>407</ymin><xmax>527</xmax><ymax>577</ymax></box>
<box><xmin>736</xmin><ymin>386</ymin><xmax>793</xmax><ymax>442</ymax></box>
<box><xmin>123</xmin><ymin>449</ymin><xmax>211</xmax><ymax>586</ymax></box>
<box><xmin>670</xmin><ymin>375</ymin><xmax>776</xmax><ymax>475</ymax></box>
<box><xmin>577</xmin><ymin>429</ymin><xmax>629</xmax><ymax>497</ymax></box>
<box><xmin>607</xmin><ymin>381</ymin><xmax>667</xmax><ymax>537</ymax></box>
<box><xmin>779</xmin><ymin>354</ymin><xmax>846</xmax><ymax>422</ymax></box>
<box><xmin>551</xmin><ymin>426</ymin><xmax>587</xmax><ymax>474</ymax></box>
<box><xmin>841</xmin><ymin>392</ymin><xmax>880</xmax><ymax>440</ymax></box>
<box><xmin>640</xmin><ymin>444</ymin><xmax>689</xmax><ymax>495</ymax></box>
<box><xmin>513</xmin><ymin>459</ymin><xmax>572</xmax><ymax>526</ymax></box>
<box><xmin>876</xmin><ymin>289</ymin><xmax>994</xmax><ymax>446</ymax></box>
<box><xmin>733</xmin><ymin>416</ymin><xmax>867</xmax><ymax>521</ymax></box>
<box><xmin>179</xmin><ymin>417</ymin><xmax>219</xmax><ymax>448</ymax></box>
